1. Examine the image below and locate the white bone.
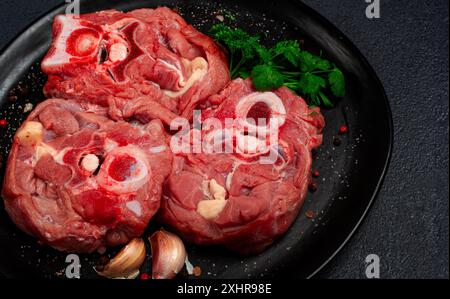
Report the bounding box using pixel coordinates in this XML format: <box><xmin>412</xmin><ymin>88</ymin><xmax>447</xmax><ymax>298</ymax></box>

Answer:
<box><xmin>235</xmin><ymin>92</ymin><xmax>286</xmax><ymax>131</ymax></box>
<box><xmin>81</xmin><ymin>154</ymin><xmax>100</xmax><ymax>172</ymax></box>
<box><xmin>109</xmin><ymin>43</ymin><xmax>128</xmax><ymax>62</ymax></box>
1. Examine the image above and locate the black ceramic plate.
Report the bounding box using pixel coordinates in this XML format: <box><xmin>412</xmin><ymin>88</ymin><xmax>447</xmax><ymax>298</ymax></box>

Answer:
<box><xmin>0</xmin><ymin>0</ymin><xmax>392</xmax><ymax>279</ymax></box>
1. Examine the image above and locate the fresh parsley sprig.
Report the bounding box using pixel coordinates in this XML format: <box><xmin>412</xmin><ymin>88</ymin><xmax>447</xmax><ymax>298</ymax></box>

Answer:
<box><xmin>209</xmin><ymin>24</ymin><xmax>345</xmax><ymax>108</ymax></box>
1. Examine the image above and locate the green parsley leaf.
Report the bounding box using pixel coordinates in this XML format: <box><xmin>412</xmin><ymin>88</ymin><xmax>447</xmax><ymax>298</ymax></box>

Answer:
<box><xmin>271</xmin><ymin>40</ymin><xmax>302</xmax><ymax>67</ymax></box>
<box><xmin>237</xmin><ymin>69</ymin><xmax>251</xmax><ymax>79</ymax></box>
<box><xmin>298</xmin><ymin>73</ymin><xmax>327</xmax><ymax>95</ymax></box>
<box><xmin>318</xmin><ymin>91</ymin><xmax>333</xmax><ymax>108</ymax></box>
<box><xmin>209</xmin><ymin>24</ymin><xmax>262</xmax><ymax>78</ymax></box>
<box><xmin>299</xmin><ymin>51</ymin><xmax>331</xmax><ymax>72</ymax></box>
<box><xmin>328</xmin><ymin>68</ymin><xmax>345</xmax><ymax>97</ymax></box>
<box><xmin>208</xmin><ymin>24</ymin><xmax>345</xmax><ymax>107</ymax></box>
<box><xmin>209</xmin><ymin>24</ymin><xmax>257</xmax><ymax>57</ymax></box>
<box><xmin>251</xmin><ymin>65</ymin><xmax>285</xmax><ymax>91</ymax></box>
<box><xmin>255</xmin><ymin>45</ymin><xmax>272</xmax><ymax>64</ymax></box>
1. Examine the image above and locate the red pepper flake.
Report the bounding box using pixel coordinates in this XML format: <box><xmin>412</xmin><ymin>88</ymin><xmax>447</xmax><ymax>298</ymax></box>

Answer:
<box><xmin>0</xmin><ymin>119</ymin><xmax>7</xmax><ymax>127</ymax></box>
<box><xmin>140</xmin><ymin>272</ymin><xmax>150</xmax><ymax>280</ymax></box>
<box><xmin>338</xmin><ymin>125</ymin><xmax>348</xmax><ymax>135</ymax></box>
<box><xmin>193</xmin><ymin>266</ymin><xmax>202</xmax><ymax>277</ymax></box>
<box><xmin>308</xmin><ymin>182</ymin><xmax>318</xmax><ymax>193</ymax></box>
<box><xmin>312</xmin><ymin>170</ymin><xmax>320</xmax><ymax>178</ymax></box>
<box><xmin>305</xmin><ymin>210</ymin><xmax>316</xmax><ymax>219</ymax></box>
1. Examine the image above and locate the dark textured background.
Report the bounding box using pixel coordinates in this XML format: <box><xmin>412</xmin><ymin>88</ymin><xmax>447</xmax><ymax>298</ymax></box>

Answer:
<box><xmin>0</xmin><ymin>0</ymin><xmax>448</xmax><ymax>279</ymax></box>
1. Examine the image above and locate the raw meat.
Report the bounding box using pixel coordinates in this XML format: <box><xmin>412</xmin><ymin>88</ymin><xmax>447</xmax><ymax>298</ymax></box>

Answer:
<box><xmin>3</xmin><ymin>7</ymin><xmax>327</xmax><ymax>256</ymax></box>
<box><xmin>1</xmin><ymin>99</ymin><xmax>172</xmax><ymax>252</ymax></box>
<box><xmin>158</xmin><ymin>79</ymin><xmax>325</xmax><ymax>254</ymax></box>
<box><xmin>41</xmin><ymin>7</ymin><xmax>230</xmax><ymax>125</ymax></box>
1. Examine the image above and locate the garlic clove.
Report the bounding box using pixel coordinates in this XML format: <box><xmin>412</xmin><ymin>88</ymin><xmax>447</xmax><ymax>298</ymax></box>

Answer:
<box><xmin>197</xmin><ymin>199</ymin><xmax>227</xmax><ymax>220</ymax></box>
<box><xmin>95</xmin><ymin>238</ymin><xmax>146</xmax><ymax>279</ymax></box>
<box><xmin>149</xmin><ymin>229</ymin><xmax>186</xmax><ymax>279</ymax></box>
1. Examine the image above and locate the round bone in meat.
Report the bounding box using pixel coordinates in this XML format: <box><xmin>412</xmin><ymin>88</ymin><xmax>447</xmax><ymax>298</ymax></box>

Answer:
<box><xmin>109</xmin><ymin>43</ymin><xmax>128</xmax><ymax>62</ymax></box>
<box><xmin>81</xmin><ymin>154</ymin><xmax>100</xmax><ymax>172</ymax></box>
<box><xmin>1</xmin><ymin>99</ymin><xmax>172</xmax><ymax>253</ymax></box>
<box><xmin>235</xmin><ymin>91</ymin><xmax>287</xmax><ymax>132</ymax></box>
<box><xmin>41</xmin><ymin>8</ymin><xmax>230</xmax><ymax>125</ymax></box>
<box><xmin>159</xmin><ymin>79</ymin><xmax>325</xmax><ymax>254</ymax></box>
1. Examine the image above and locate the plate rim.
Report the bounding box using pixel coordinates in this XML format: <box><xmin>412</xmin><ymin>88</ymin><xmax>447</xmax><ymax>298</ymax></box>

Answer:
<box><xmin>0</xmin><ymin>0</ymin><xmax>394</xmax><ymax>279</ymax></box>
<box><xmin>285</xmin><ymin>0</ymin><xmax>394</xmax><ymax>278</ymax></box>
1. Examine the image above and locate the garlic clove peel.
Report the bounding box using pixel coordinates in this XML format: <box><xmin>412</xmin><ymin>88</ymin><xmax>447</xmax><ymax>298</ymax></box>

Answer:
<box><xmin>149</xmin><ymin>229</ymin><xmax>186</xmax><ymax>279</ymax></box>
<box><xmin>95</xmin><ymin>238</ymin><xmax>146</xmax><ymax>279</ymax></box>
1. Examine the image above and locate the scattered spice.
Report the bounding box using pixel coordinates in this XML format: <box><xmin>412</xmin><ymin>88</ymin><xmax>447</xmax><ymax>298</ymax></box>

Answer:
<box><xmin>312</xmin><ymin>169</ymin><xmax>320</xmax><ymax>178</ymax></box>
<box><xmin>193</xmin><ymin>266</ymin><xmax>202</xmax><ymax>277</ymax></box>
<box><xmin>308</xmin><ymin>182</ymin><xmax>318</xmax><ymax>193</ymax></box>
<box><xmin>54</xmin><ymin>270</ymin><xmax>65</xmax><ymax>277</ymax></box>
<box><xmin>24</xmin><ymin>103</ymin><xmax>34</xmax><ymax>113</ymax></box>
<box><xmin>140</xmin><ymin>272</ymin><xmax>150</xmax><ymax>280</ymax></box>
<box><xmin>0</xmin><ymin>119</ymin><xmax>7</xmax><ymax>127</ymax></box>
<box><xmin>333</xmin><ymin>137</ymin><xmax>341</xmax><ymax>146</ymax></box>
<box><xmin>222</xmin><ymin>9</ymin><xmax>236</xmax><ymax>22</ymax></box>
<box><xmin>338</xmin><ymin>125</ymin><xmax>348</xmax><ymax>135</ymax></box>
<box><xmin>305</xmin><ymin>210</ymin><xmax>316</xmax><ymax>219</ymax></box>
<box><xmin>215</xmin><ymin>14</ymin><xmax>224</xmax><ymax>22</ymax></box>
